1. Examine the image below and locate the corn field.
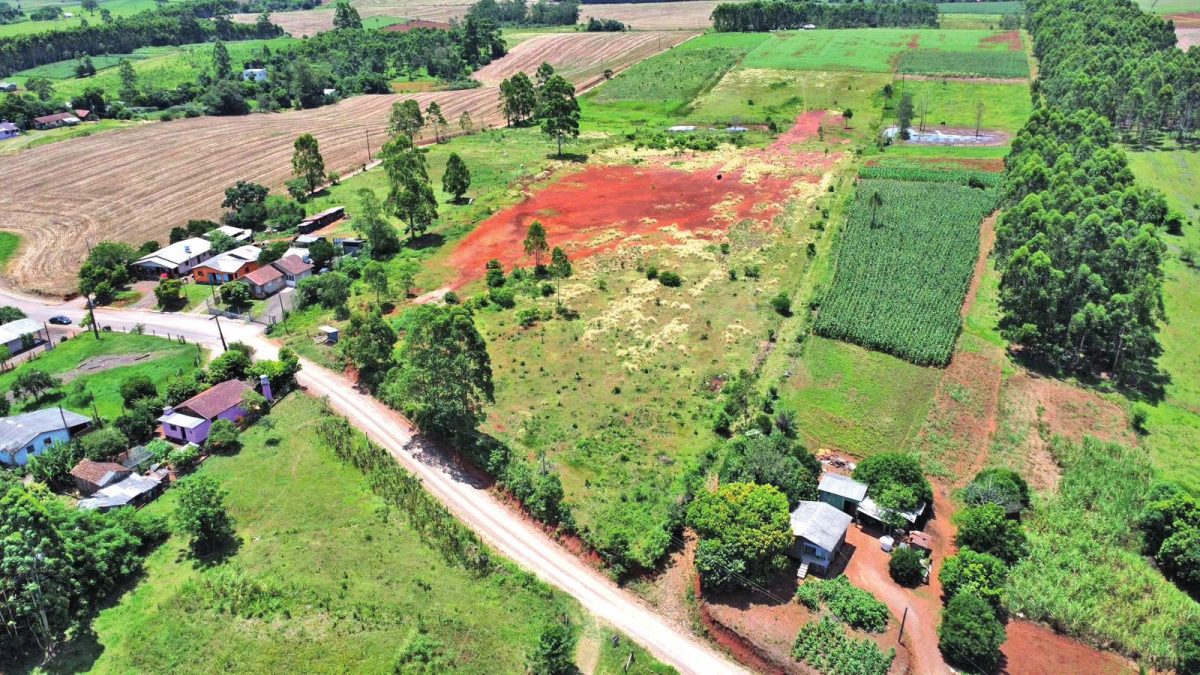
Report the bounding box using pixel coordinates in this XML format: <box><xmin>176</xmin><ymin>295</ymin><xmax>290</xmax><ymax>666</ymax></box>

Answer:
<box><xmin>813</xmin><ymin>179</ymin><xmax>996</xmax><ymax>366</ymax></box>
<box><xmin>858</xmin><ymin>165</ymin><xmax>1002</xmax><ymax>187</ymax></box>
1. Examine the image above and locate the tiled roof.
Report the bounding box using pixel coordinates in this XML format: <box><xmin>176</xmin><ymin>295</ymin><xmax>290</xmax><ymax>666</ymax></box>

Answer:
<box><xmin>243</xmin><ymin>264</ymin><xmax>283</xmax><ymax>286</ymax></box>
<box><xmin>70</xmin><ymin>459</ymin><xmax>130</xmax><ymax>487</ymax></box>
<box><xmin>272</xmin><ymin>255</ymin><xmax>312</xmax><ymax>276</ymax></box>
<box><xmin>33</xmin><ymin>112</ymin><xmax>78</xmax><ymax>124</ymax></box>
<box><xmin>176</xmin><ymin>380</ymin><xmax>252</xmax><ymax>420</ymax></box>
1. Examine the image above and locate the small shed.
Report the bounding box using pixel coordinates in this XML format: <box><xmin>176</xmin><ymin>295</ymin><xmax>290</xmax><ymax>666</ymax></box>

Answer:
<box><xmin>297</xmin><ymin>206</ymin><xmax>345</xmax><ymax>233</ymax></box>
<box><xmin>789</xmin><ymin>500</ymin><xmax>852</xmax><ymax>577</ymax></box>
<box><xmin>857</xmin><ymin>496</ymin><xmax>928</xmax><ymax>530</ymax></box>
<box><xmin>78</xmin><ymin>473</ymin><xmax>164</xmax><ymax>511</ymax></box>
<box><xmin>0</xmin><ymin>83</ymin><xmax>17</xmax><ymax>92</ymax></box>
<box><xmin>818</xmin><ymin>473</ymin><xmax>868</xmax><ymax>514</ymax></box>
<box><xmin>70</xmin><ymin>459</ymin><xmax>132</xmax><ymax>496</ymax></box>
<box><xmin>318</xmin><ymin>326</ymin><xmax>339</xmax><ymax>344</ymax></box>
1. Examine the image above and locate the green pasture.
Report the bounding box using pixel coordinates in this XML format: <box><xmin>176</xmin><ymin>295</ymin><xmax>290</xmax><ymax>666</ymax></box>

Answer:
<box><xmin>887</xmin><ymin>78</ymin><xmax>1032</xmax><ymax>133</ymax></box>
<box><xmin>0</xmin><ymin>332</ymin><xmax>202</xmax><ymax>419</ymax></box>
<box><xmin>898</xmin><ymin>49</ymin><xmax>1028</xmax><ymax>78</ymax></box>
<box><xmin>937</xmin><ymin>0</ymin><xmax>1023</xmax><ymax>14</ymax></box>
<box><xmin>0</xmin><ymin>0</ymin><xmax>159</xmax><ymax>38</ymax></box>
<box><xmin>741</xmin><ymin>28</ymin><xmax>1020</xmax><ymax>73</ymax></box>
<box><xmin>689</xmin><ymin>68</ymin><xmax>890</xmax><ymax>131</ymax></box>
<box><xmin>0</xmin><ymin>232</ymin><xmax>20</xmax><ymax>270</ymax></box>
<box><xmin>1135</xmin><ymin>0</ymin><xmax>1199</xmax><ymax>14</ymax></box>
<box><xmin>46</xmin><ymin>394</ymin><xmax>593</xmax><ymax>673</ymax></box>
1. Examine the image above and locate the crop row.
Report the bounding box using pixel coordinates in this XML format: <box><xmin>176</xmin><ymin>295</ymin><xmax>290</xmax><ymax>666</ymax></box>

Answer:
<box><xmin>813</xmin><ymin>179</ymin><xmax>996</xmax><ymax>366</ymax></box>
<box><xmin>858</xmin><ymin>164</ymin><xmax>1002</xmax><ymax>187</ymax></box>
<box><xmin>898</xmin><ymin>50</ymin><xmax>1029</xmax><ymax>79</ymax></box>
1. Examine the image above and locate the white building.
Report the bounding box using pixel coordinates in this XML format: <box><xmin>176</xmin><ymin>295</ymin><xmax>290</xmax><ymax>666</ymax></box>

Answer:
<box><xmin>132</xmin><ymin>237</ymin><xmax>214</xmax><ymax>278</ymax></box>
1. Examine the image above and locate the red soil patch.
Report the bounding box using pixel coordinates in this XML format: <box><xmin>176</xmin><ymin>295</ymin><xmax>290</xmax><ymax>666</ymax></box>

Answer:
<box><xmin>1002</xmin><ymin>621</ymin><xmax>1136</xmax><ymax>675</ymax></box>
<box><xmin>907</xmin><ymin>33</ymin><xmax>920</xmax><ymax>49</ymax></box>
<box><xmin>981</xmin><ymin>30</ymin><xmax>1023</xmax><ymax>52</ymax></box>
<box><xmin>770</xmin><ymin>110</ymin><xmax>836</xmax><ymax>149</ymax></box>
<box><xmin>448</xmin><ymin>165</ymin><xmax>792</xmax><ymax>286</ymax></box>
<box><xmin>962</xmin><ymin>212</ymin><xmax>996</xmax><ymax>319</ymax></box>
<box><xmin>381</xmin><ymin>19</ymin><xmax>451</xmax><ymax>32</ymax></box>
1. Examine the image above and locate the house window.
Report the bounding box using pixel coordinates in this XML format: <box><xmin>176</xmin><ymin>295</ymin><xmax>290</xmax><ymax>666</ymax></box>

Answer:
<box><xmin>803</xmin><ymin>543</ymin><xmax>820</xmax><ymax>557</ymax></box>
<box><xmin>43</xmin><ymin>437</ymin><xmax>53</xmax><ymax>446</ymax></box>
<box><xmin>24</xmin><ymin>445</ymin><xmax>33</xmax><ymax>454</ymax></box>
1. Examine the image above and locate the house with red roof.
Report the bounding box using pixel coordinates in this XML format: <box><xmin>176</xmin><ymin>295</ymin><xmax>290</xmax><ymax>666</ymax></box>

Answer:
<box><xmin>158</xmin><ymin>377</ymin><xmax>272</xmax><ymax>445</ymax></box>
<box><xmin>70</xmin><ymin>459</ymin><xmax>132</xmax><ymax>495</ymax></box>
<box><xmin>243</xmin><ymin>263</ymin><xmax>285</xmax><ymax>299</ymax></box>
<box><xmin>272</xmin><ymin>254</ymin><xmax>314</xmax><ymax>287</ymax></box>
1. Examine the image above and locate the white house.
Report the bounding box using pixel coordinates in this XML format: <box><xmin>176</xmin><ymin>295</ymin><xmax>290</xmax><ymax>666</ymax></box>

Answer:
<box><xmin>0</xmin><ymin>408</ymin><xmax>92</xmax><ymax>466</ymax></box>
<box><xmin>242</xmin><ymin>68</ymin><xmax>268</xmax><ymax>82</ymax></box>
<box><xmin>789</xmin><ymin>500</ymin><xmax>852</xmax><ymax>578</ymax></box>
<box><xmin>204</xmin><ymin>225</ymin><xmax>254</xmax><ymax>243</ymax></box>
<box><xmin>132</xmin><ymin>237</ymin><xmax>214</xmax><ymax>278</ymax></box>
<box><xmin>0</xmin><ymin>318</ymin><xmax>45</xmax><ymax>354</ymax></box>
<box><xmin>0</xmin><ymin>121</ymin><xmax>19</xmax><ymax>140</ymax></box>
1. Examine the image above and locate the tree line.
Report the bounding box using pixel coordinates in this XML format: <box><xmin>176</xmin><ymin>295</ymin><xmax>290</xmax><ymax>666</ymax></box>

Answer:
<box><xmin>711</xmin><ymin>1</ymin><xmax>939</xmax><ymax>32</ymax></box>
<box><xmin>0</xmin><ymin>0</ymin><xmax>282</xmax><ymax>77</ymax></box>
<box><xmin>467</xmin><ymin>0</ymin><xmax>580</xmax><ymax>27</ymax></box>
<box><xmin>995</xmin><ymin>0</ymin><xmax>1184</xmax><ymax>385</ymax></box>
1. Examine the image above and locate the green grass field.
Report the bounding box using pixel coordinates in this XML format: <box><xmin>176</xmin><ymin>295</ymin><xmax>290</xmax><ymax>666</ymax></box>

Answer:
<box><xmin>813</xmin><ymin>179</ymin><xmax>995</xmax><ymax>365</ymax></box>
<box><xmin>887</xmin><ymin>78</ymin><xmax>1032</xmax><ymax>133</ymax></box>
<box><xmin>1126</xmin><ymin>147</ymin><xmax>1200</xmax><ymax>492</ymax></box>
<box><xmin>0</xmin><ymin>0</ymin><xmax>158</xmax><ymax>38</ymax></box>
<box><xmin>0</xmin><ymin>232</ymin><xmax>20</xmax><ymax>270</ymax></box>
<box><xmin>1135</xmin><ymin>0</ymin><xmax>1199</xmax><ymax>14</ymax></box>
<box><xmin>938</xmin><ymin>0</ymin><xmax>1023</xmax><ymax>14</ymax></box>
<box><xmin>898</xmin><ymin>49</ymin><xmax>1028</xmax><ymax>78</ymax></box>
<box><xmin>741</xmin><ymin>28</ymin><xmax>1021</xmax><ymax>73</ymax></box>
<box><xmin>41</xmin><ymin>394</ymin><xmax>613</xmax><ymax>673</ymax></box>
<box><xmin>689</xmin><ymin>68</ymin><xmax>890</xmax><ymax>130</ymax></box>
<box><xmin>0</xmin><ymin>332</ymin><xmax>202</xmax><ymax>419</ymax></box>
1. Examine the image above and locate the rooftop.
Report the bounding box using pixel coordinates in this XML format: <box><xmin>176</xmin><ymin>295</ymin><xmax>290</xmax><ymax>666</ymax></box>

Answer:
<box><xmin>857</xmin><ymin>496</ymin><xmax>927</xmax><ymax>525</ymax></box>
<box><xmin>205</xmin><ymin>225</ymin><xmax>253</xmax><ymax>242</ymax></box>
<box><xmin>273</xmin><ymin>254</ymin><xmax>313</xmax><ymax>276</ymax></box>
<box><xmin>243</xmin><ymin>264</ymin><xmax>283</xmax><ymax>286</ymax></box>
<box><xmin>0</xmin><ymin>318</ymin><xmax>42</xmax><ymax>346</ymax></box>
<box><xmin>175</xmin><ymin>379</ymin><xmax>253</xmax><ymax>420</ymax></box>
<box><xmin>0</xmin><ymin>407</ymin><xmax>90</xmax><ymax>456</ymax></box>
<box><xmin>199</xmin><ymin>245</ymin><xmax>261</xmax><ymax>274</ymax></box>
<box><xmin>818</xmin><ymin>473</ymin><xmax>869</xmax><ymax>502</ymax></box>
<box><xmin>790</xmin><ymin>500</ymin><xmax>853</xmax><ymax>553</ymax></box>
<box><xmin>33</xmin><ymin>112</ymin><xmax>79</xmax><ymax>124</ymax></box>
<box><xmin>70</xmin><ymin>459</ymin><xmax>130</xmax><ymax>488</ymax></box>
<box><xmin>134</xmin><ymin>237</ymin><xmax>212</xmax><ymax>268</ymax></box>
<box><xmin>78</xmin><ymin>473</ymin><xmax>161</xmax><ymax>510</ymax></box>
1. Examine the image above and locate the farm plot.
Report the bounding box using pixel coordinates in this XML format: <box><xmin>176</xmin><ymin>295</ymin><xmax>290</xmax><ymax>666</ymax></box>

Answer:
<box><xmin>741</xmin><ymin>28</ymin><xmax>1019</xmax><ymax>73</ymax></box>
<box><xmin>0</xmin><ymin>33</ymin><xmax>681</xmax><ymax>296</ymax></box>
<box><xmin>573</xmin><ymin>0</ymin><xmax>720</xmax><ymax>30</ymax></box>
<box><xmin>473</xmin><ymin>31</ymin><xmax>696</xmax><ymax>88</ymax></box>
<box><xmin>231</xmin><ymin>3</ymin><xmax>469</xmax><ymax>36</ymax></box>
<box><xmin>812</xmin><ymin>179</ymin><xmax>996</xmax><ymax>366</ymax></box>
<box><xmin>937</xmin><ymin>0</ymin><xmax>1023</xmax><ymax>14</ymax></box>
<box><xmin>898</xmin><ymin>48</ymin><xmax>1028</xmax><ymax>78</ymax></box>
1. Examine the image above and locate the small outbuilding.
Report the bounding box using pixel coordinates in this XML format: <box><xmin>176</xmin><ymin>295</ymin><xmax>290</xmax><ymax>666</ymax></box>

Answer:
<box><xmin>78</xmin><ymin>473</ymin><xmax>164</xmax><ymax>511</ymax></box>
<box><xmin>243</xmin><ymin>264</ymin><xmax>285</xmax><ymax>299</ymax></box>
<box><xmin>70</xmin><ymin>459</ymin><xmax>132</xmax><ymax>495</ymax></box>
<box><xmin>204</xmin><ymin>225</ymin><xmax>253</xmax><ymax>243</ymax></box>
<box><xmin>857</xmin><ymin>496</ymin><xmax>928</xmax><ymax>530</ymax></box>
<box><xmin>817</xmin><ymin>473</ymin><xmax>868</xmax><ymax>514</ymax></box>
<box><xmin>297</xmin><ymin>206</ymin><xmax>345</xmax><ymax>233</ymax></box>
<box><xmin>0</xmin><ymin>318</ymin><xmax>46</xmax><ymax>355</ymax></box>
<box><xmin>789</xmin><ymin>500</ymin><xmax>853</xmax><ymax>577</ymax></box>
<box><xmin>242</xmin><ymin>68</ymin><xmax>268</xmax><ymax>82</ymax></box>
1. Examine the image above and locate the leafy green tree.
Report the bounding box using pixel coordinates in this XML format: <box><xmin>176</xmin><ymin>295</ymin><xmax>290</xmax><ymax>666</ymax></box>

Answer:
<box><xmin>240</xmin><ymin>389</ymin><xmax>268</xmax><ymax>423</ymax></box>
<box><xmin>363</xmin><ymin>261</ymin><xmax>389</xmax><ymax>302</ymax></box>
<box><xmin>11</xmin><ymin>369</ymin><xmax>58</xmax><ymax>402</ymax></box>
<box><xmin>719</xmin><ymin>432</ymin><xmax>820</xmax><ymax>508</ymax></box>
<box><xmin>770</xmin><ymin>291</ymin><xmax>792</xmax><ymax>316</ymax></box>
<box><xmin>388</xmin><ymin>99</ymin><xmax>425</xmax><ymax>140</ymax></box>
<box><xmin>1179</xmin><ymin>621</ymin><xmax>1200</xmax><ymax>675</ymax></box>
<box><xmin>889</xmin><ymin>546</ymin><xmax>926</xmax><ymax>586</ymax></box>
<box><xmin>120</xmin><ymin>374</ymin><xmax>157</xmax><ymax>406</ymax></box>
<box><xmin>954</xmin><ymin>504</ymin><xmax>1028</xmax><ymax>565</ymax></box>
<box><xmin>499</xmin><ymin>72</ymin><xmax>536</xmax><ymax>126</ymax></box>
<box><xmin>117</xmin><ymin>57</ymin><xmax>138</xmax><ymax>102</ymax></box>
<box><xmin>207</xmin><ymin>348</ymin><xmax>252</xmax><ymax>383</ymax></box>
<box><xmin>427</xmin><ymin>100</ymin><xmax>447</xmax><ymax>142</ymax></box>
<box><xmin>523</xmin><ymin>220</ymin><xmax>549</xmax><ymax>268</ymax></box>
<box><xmin>381</xmin><ymin>136</ymin><xmax>438</xmax><ymax>240</ymax></box>
<box><xmin>308</xmin><ymin>238</ymin><xmax>336</xmax><ymax>270</ymax></box>
<box><xmin>24</xmin><ymin>76</ymin><xmax>55</xmax><ymax>101</ymax></box>
<box><xmin>688</xmin><ymin>482</ymin><xmax>791</xmax><ymax>590</ymax></box>
<box><xmin>154</xmin><ymin>278</ymin><xmax>183</xmax><ymax>308</ymax></box>
<box><xmin>296</xmin><ymin>272</ymin><xmax>350</xmax><ymax>311</ymax></box>
<box><xmin>78</xmin><ymin>241</ymin><xmax>136</xmax><ymax>299</ymax></box>
<box><xmin>938</xmin><ymin>590</ymin><xmax>1006</xmax><ymax>673</ymax></box>
<box><xmin>212</xmin><ymin>40</ymin><xmax>232</xmax><ymax>80</ymax></box>
<box><xmin>292</xmin><ymin>133</ymin><xmax>326</xmax><ymax>195</ymax></box>
<box><xmin>380</xmin><ymin>304</ymin><xmax>494</xmax><ymax>438</ymax></box>
<box><xmin>205</xmin><ymin>419</ymin><xmax>241</xmax><ymax>454</ymax></box>
<box><xmin>332</xmin><ymin>0</ymin><xmax>362</xmax><ymax>29</ymax></box>
<box><xmin>1158</xmin><ymin>524</ymin><xmax>1200</xmax><ymax>587</ymax></box>
<box><xmin>527</xmin><ymin>619</ymin><xmax>577</xmax><ymax>675</ymax></box>
<box><xmin>352</xmin><ymin>188</ymin><xmax>401</xmax><ymax>259</ymax></box>
<box><xmin>853</xmin><ymin>452</ymin><xmax>931</xmax><ymax>508</ymax></box>
<box><xmin>27</xmin><ymin>441</ymin><xmax>81</xmax><ymax>490</ymax></box>
<box><xmin>0</xmin><ymin>485</ymin><xmax>75</xmax><ymax>652</ymax></box>
<box><xmin>208</xmin><ymin>231</ymin><xmax>238</xmax><ymax>254</ymax></box>
<box><xmin>538</xmin><ymin>75</ymin><xmax>579</xmax><ymax>156</ymax></box>
<box><xmin>396</xmin><ymin>259</ymin><xmax>419</xmax><ymax>298</ymax></box>
<box><xmin>220</xmin><ymin>280</ymin><xmax>251</xmax><ymax>309</ymax></box>
<box><xmin>341</xmin><ymin>311</ymin><xmax>397</xmax><ymax>390</ymax></box>
<box><xmin>166</xmin><ymin>375</ymin><xmax>202</xmax><ymax>406</ymax></box>
<box><xmin>81</xmin><ymin>427</ymin><xmax>128</xmax><ymax>461</ymax></box>
<box><xmin>549</xmin><ymin>247</ymin><xmax>571</xmax><ymax>278</ymax></box>
<box><xmin>201</xmin><ymin>80</ymin><xmax>249</xmax><ymax>115</ymax></box>
<box><xmin>442</xmin><ymin>152</ymin><xmax>471</xmax><ymax>202</ymax></box>
<box><xmin>939</xmin><ymin>548</ymin><xmax>1008</xmax><ymax>606</ymax></box>
<box><xmin>175</xmin><ymin>476</ymin><xmax>235</xmax><ymax>556</ymax></box>
<box><xmin>963</xmin><ymin>468</ymin><xmax>1030</xmax><ymax>514</ymax></box>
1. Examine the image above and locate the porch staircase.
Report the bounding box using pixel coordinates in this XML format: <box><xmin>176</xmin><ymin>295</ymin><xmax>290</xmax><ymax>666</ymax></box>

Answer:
<box><xmin>797</xmin><ymin>561</ymin><xmax>810</xmax><ymax>580</ymax></box>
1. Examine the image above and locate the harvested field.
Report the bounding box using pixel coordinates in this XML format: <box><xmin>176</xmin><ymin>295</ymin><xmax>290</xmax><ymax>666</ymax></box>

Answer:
<box><xmin>576</xmin><ymin>1</ymin><xmax>719</xmax><ymax>30</ymax></box>
<box><xmin>232</xmin><ymin>4</ymin><xmax>469</xmax><ymax>36</ymax></box>
<box><xmin>473</xmin><ymin>31</ymin><xmax>697</xmax><ymax>88</ymax></box>
<box><xmin>0</xmin><ymin>33</ymin><xmax>681</xmax><ymax>296</ymax></box>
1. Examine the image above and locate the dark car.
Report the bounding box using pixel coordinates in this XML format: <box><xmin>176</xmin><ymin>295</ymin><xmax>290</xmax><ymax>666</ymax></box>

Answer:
<box><xmin>48</xmin><ymin>315</ymin><xmax>71</xmax><ymax>325</ymax></box>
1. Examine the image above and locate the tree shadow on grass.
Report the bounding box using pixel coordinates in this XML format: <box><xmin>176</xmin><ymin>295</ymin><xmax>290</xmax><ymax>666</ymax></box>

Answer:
<box><xmin>405</xmin><ymin>233</ymin><xmax>445</xmax><ymax>250</ymax></box>
<box><xmin>183</xmin><ymin>534</ymin><xmax>242</xmax><ymax>570</ymax></box>
<box><xmin>547</xmin><ymin>151</ymin><xmax>589</xmax><ymax>164</ymax></box>
<box><xmin>1006</xmin><ymin>346</ymin><xmax>1169</xmax><ymax>405</ymax></box>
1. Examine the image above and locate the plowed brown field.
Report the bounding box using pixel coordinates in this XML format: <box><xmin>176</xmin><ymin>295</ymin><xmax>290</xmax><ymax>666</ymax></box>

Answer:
<box><xmin>473</xmin><ymin>31</ymin><xmax>696</xmax><ymax>88</ymax></box>
<box><xmin>0</xmin><ymin>32</ymin><xmax>685</xmax><ymax>296</ymax></box>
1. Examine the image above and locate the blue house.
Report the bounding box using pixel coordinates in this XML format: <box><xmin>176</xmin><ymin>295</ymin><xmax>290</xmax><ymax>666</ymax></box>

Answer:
<box><xmin>789</xmin><ymin>500</ymin><xmax>853</xmax><ymax>578</ymax></box>
<box><xmin>0</xmin><ymin>408</ymin><xmax>92</xmax><ymax>466</ymax></box>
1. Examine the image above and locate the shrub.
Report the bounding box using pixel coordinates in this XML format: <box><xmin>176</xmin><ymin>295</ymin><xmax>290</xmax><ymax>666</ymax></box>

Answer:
<box><xmin>645</xmin><ymin>265</ymin><xmax>659</xmax><ymax>280</ymax></box>
<box><xmin>792</xmin><ymin>617</ymin><xmax>895</xmax><ymax>675</ymax></box>
<box><xmin>658</xmin><ymin>271</ymin><xmax>682</xmax><ymax>287</ymax></box>
<box><xmin>489</xmin><ymin>286</ymin><xmax>516</xmax><ymax>309</ymax></box>
<box><xmin>81</xmin><ymin>427</ymin><xmax>129</xmax><ymax>461</ymax></box>
<box><xmin>1179</xmin><ymin>621</ymin><xmax>1200</xmax><ymax>675</ymax></box>
<box><xmin>770</xmin><ymin>292</ymin><xmax>792</xmax><ymax>317</ymax></box>
<box><xmin>889</xmin><ymin>546</ymin><xmax>926</xmax><ymax>586</ymax></box>
<box><xmin>938</xmin><ymin>590</ymin><xmax>1006</xmax><ymax>673</ymax></box>
<box><xmin>206</xmin><ymin>419</ymin><xmax>242</xmax><ymax>455</ymax></box>
<box><xmin>853</xmin><ymin>452</ymin><xmax>932</xmax><ymax>507</ymax></box>
<box><xmin>169</xmin><ymin>443</ymin><xmax>201</xmax><ymax>471</ymax></box>
<box><xmin>939</xmin><ymin>548</ymin><xmax>1008</xmax><ymax>606</ymax></box>
<box><xmin>1131</xmin><ymin>403</ymin><xmax>1150</xmax><ymax>434</ymax></box>
<box><xmin>954</xmin><ymin>504</ymin><xmax>1028</xmax><ymax>565</ymax></box>
<box><xmin>794</xmin><ymin>575</ymin><xmax>890</xmax><ymax>633</ymax></box>
<box><xmin>688</xmin><ymin>482</ymin><xmax>791</xmax><ymax>591</ymax></box>
<box><xmin>963</xmin><ymin>467</ymin><xmax>1030</xmax><ymax>514</ymax></box>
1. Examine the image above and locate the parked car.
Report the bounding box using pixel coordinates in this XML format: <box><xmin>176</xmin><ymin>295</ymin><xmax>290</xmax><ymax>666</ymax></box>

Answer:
<box><xmin>49</xmin><ymin>315</ymin><xmax>71</xmax><ymax>325</ymax></box>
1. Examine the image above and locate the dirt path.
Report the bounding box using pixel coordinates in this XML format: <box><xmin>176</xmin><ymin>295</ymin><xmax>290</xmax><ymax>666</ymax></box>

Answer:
<box><xmin>962</xmin><ymin>212</ymin><xmax>997</xmax><ymax>320</ymax></box>
<box><xmin>57</xmin><ymin>352</ymin><xmax>157</xmax><ymax>384</ymax></box>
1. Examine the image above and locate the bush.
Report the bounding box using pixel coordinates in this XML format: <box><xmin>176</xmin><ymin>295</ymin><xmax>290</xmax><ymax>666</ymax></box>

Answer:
<box><xmin>719</xmin><ymin>431</ymin><xmax>820</xmax><ymax>508</ymax></box>
<box><xmin>770</xmin><ymin>292</ymin><xmax>793</xmax><ymax>316</ymax></box>
<box><xmin>792</xmin><ymin>616</ymin><xmax>895</xmax><ymax>675</ymax></box>
<box><xmin>963</xmin><ymin>467</ymin><xmax>1030</xmax><ymax>514</ymax></box>
<box><xmin>853</xmin><ymin>452</ymin><xmax>932</xmax><ymax>507</ymax></box>
<box><xmin>794</xmin><ymin>575</ymin><xmax>890</xmax><ymax>633</ymax></box>
<box><xmin>889</xmin><ymin>546</ymin><xmax>926</xmax><ymax>586</ymax></box>
<box><xmin>81</xmin><ymin>427</ymin><xmax>129</xmax><ymax>461</ymax></box>
<box><xmin>120</xmin><ymin>374</ymin><xmax>158</xmax><ymax>406</ymax></box>
<box><xmin>1131</xmin><ymin>403</ymin><xmax>1150</xmax><ymax>434</ymax></box>
<box><xmin>206</xmin><ymin>419</ymin><xmax>241</xmax><ymax>455</ymax></box>
<box><xmin>939</xmin><ymin>548</ymin><xmax>1008</xmax><ymax>606</ymax></box>
<box><xmin>688</xmin><ymin>482</ymin><xmax>791</xmax><ymax>591</ymax></box>
<box><xmin>1179</xmin><ymin>621</ymin><xmax>1200</xmax><ymax>675</ymax></box>
<box><xmin>658</xmin><ymin>271</ymin><xmax>682</xmax><ymax>287</ymax></box>
<box><xmin>489</xmin><ymin>286</ymin><xmax>516</xmax><ymax>309</ymax></box>
<box><xmin>169</xmin><ymin>443</ymin><xmax>201</xmax><ymax>471</ymax></box>
<box><xmin>954</xmin><ymin>504</ymin><xmax>1028</xmax><ymax>565</ymax></box>
<box><xmin>938</xmin><ymin>591</ymin><xmax>1006</xmax><ymax>673</ymax></box>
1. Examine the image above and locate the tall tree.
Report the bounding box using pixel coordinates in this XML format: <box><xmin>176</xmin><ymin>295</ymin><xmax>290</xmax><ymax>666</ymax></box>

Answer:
<box><xmin>427</xmin><ymin>100</ymin><xmax>447</xmax><ymax>142</ymax></box>
<box><xmin>174</xmin><ymin>476</ymin><xmax>235</xmax><ymax>556</ymax></box>
<box><xmin>363</xmin><ymin>262</ymin><xmax>390</xmax><ymax>303</ymax></box>
<box><xmin>332</xmin><ymin>0</ymin><xmax>362</xmax><ymax>29</ymax></box>
<box><xmin>388</xmin><ymin>99</ymin><xmax>425</xmax><ymax>140</ymax></box>
<box><xmin>291</xmin><ymin>133</ymin><xmax>326</xmax><ymax>195</ymax></box>
<box><xmin>380</xmin><ymin>304</ymin><xmax>495</xmax><ymax>439</ymax></box>
<box><xmin>538</xmin><ymin>74</ymin><xmax>579</xmax><ymax>156</ymax></box>
<box><xmin>340</xmin><ymin>311</ymin><xmax>396</xmax><ymax>389</ymax></box>
<box><xmin>896</xmin><ymin>92</ymin><xmax>914</xmax><ymax>139</ymax></box>
<box><xmin>117</xmin><ymin>58</ymin><xmax>138</xmax><ymax>102</ymax></box>
<box><xmin>499</xmin><ymin>72</ymin><xmax>536</xmax><ymax>126</ymax></box>
<box><xmin>352</xmin><ymin>188</ymin><xmax>401</xmax><ymax>258</ymax></box>
<box><xmin>212</xmin><ymin>40</ymin><xmax>231</xmax><ymax>80</ymax></box>
<box><xmin>381</xmin><ymin>136</ymin><xmax>438</xmax><ymax>240</ymax></box>
<box><xmin>442</xmin><ymin>152</ymin><xmax>471</xmax><ymax>202</ymax></box>
<box><xmin>524</xmin><ymin>220</ymin><xmax>549</xmax><ymax>268</ymax></box>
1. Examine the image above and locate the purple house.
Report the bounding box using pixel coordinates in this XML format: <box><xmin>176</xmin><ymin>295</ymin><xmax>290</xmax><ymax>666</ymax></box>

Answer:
<box><xmin>159</xmin><ymin>377</ymin><xmax>272</xmax><ymax>445</ymax></box>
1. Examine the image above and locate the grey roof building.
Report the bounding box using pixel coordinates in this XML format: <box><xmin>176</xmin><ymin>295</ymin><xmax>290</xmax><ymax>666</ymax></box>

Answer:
<box><xmin>0</xmin><ymin>408</ymin><xmax>91</xmax><ymax>466</ymax></box>
<box><xmin>817</xmin><ymin>473</ymin><xmax>869</xmax><ymax>513</ymax></box>
<box><xmin>789</xmin><ymin>500</ymin><xmax>853</xmax><ymax>577</ymax></box>
<box><xmin>78</xmin><ymin>473</ymin><xmax>163</xmax><ymax>511</ymax></box>
<box><xmin>857</xmin><ymin>496</ymin><xmax>928</xmax><ymax>526</ymax></box>
<box><xmin>0</xmin><ymin>318</ymin><xmax>44</xmax><ymax>353</ymax></box>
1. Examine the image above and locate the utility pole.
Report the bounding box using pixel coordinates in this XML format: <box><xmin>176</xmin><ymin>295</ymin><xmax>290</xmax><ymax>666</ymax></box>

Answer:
<box><xmin>365</xmin><ymin>128</ymin><xmax>372</xmax><ymax>162</ymax></box>
<box><xmin>213</xmin><ymin>315</ymin><xmax>227</xmax><ymax>351</ymax></box>
<box><xmin>277</xmin><ymin>293</ymin><xmax>289</xmax><ymax>334</ymax></box>
<box><xmin>898</xmin><ymin>606</ymin><xmax>909</xmax><ymax>643</ymax></box>
<box><xmin>86</xmin><ymin>294</ymin><xmax>100</xmax><ymax>340</ymax></box>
